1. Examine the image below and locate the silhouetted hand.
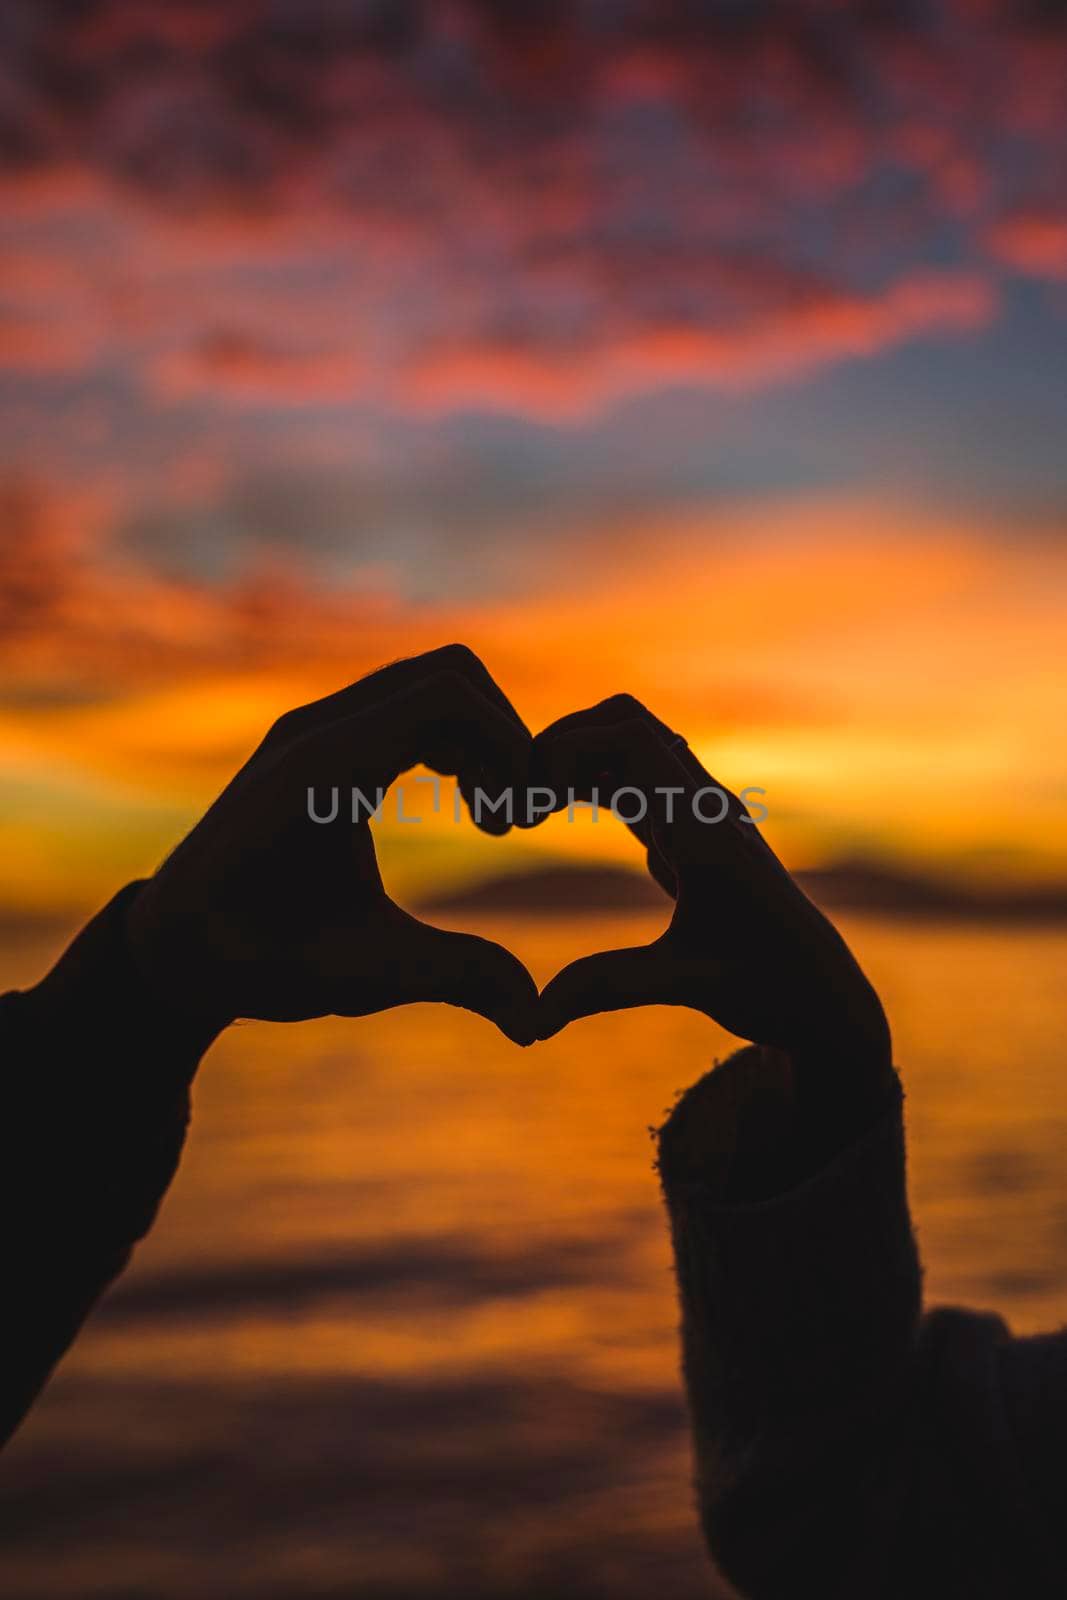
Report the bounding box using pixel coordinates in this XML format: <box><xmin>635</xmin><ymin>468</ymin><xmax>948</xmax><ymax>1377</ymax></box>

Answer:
<box><xmin>530</xmin><ymin>696</ymin><xmax>891</xmax><ymax>1070</ymax></box>
<box><xmin>126</xmin><ymin>646</ymin><xmax>540</xmax><ymax>1043</ymax></box>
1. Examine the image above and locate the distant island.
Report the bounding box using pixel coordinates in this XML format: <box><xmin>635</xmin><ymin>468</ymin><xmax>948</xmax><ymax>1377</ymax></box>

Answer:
<box><xmin>419</xmin><ymin>863</ymin><xmax>670</xmax><ymax>916</ymax></box>
<box><xmin>418</xmin><ymin>858</ymin><xmax>1067</xmax><ymax>924</ymax></box>
<box><xmin>1</xmin><ymin>858</ymin><xmax>1064</xmax><ymax>949</ymax></box>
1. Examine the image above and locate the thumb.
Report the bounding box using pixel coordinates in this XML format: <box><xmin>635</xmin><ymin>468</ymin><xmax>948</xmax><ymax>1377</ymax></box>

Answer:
<box><xmin>396</xmin><ymin>918</ymin><xmax>541</xmax><ymax>1046</ymax></box>
<box><xmin>538</xmin><ymin>944</ymin><xmax>675</xmax><ymax>1040</ymax></box>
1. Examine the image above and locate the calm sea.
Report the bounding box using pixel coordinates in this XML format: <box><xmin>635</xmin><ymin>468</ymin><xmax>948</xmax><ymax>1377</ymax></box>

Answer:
<box><xmin>3</xmin><ymin>912</ymin><xmax>1066</xmax><ymax>1599</ymax></box>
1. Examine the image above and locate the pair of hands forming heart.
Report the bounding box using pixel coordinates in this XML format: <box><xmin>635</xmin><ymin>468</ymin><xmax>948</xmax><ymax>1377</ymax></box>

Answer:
<box><xmin>127</xmin><ymin>646</ymin><xmax>891</xmax><ymax>1084</ymax></box>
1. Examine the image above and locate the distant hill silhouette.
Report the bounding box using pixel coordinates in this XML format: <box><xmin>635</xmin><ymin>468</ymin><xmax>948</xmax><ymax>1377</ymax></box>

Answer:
<box><xmin>0</xmin><ymin>906</ymin><xmax>83</xmax><ymax>940</ymax></box>
<box><xmin>419</xmin><ymin>858</ymin><xmax>1067</xmax><ymax>923</ymax></box>
<box><xmin>1</xmin><ymin>861</ymin><xmax>1063</xmax><ymax>947</ymax></box>
<box><xmin>419</xmin><ymin>864</ymin><xmax>670</xmax><ymax>916</ymax></box>
<box><xmin>798</xmin><ymin>860</ymin><xmax>1067</xmax><ymax>922</ymax></box>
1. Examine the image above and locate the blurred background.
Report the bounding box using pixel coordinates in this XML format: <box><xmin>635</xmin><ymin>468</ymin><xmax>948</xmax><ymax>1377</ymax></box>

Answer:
<box><xmin>1</xmin><ymin>3</ymin><xmax>1066</xmax><ymax>1597</ymax></box>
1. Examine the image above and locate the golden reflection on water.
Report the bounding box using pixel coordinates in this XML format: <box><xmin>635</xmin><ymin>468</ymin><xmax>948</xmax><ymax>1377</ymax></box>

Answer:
<box><xmin>2</xmin><ymin>912</ymin><xmax>1066</xmax><ymax>1598</ymax></box>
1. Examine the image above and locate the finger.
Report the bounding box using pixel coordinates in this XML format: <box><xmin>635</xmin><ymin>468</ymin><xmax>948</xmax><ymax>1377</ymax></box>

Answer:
<box><xmin>533</xmin><ymin>720</ymin><xmax>682</xmax><ymax>886</ymax></box>
<box><xmin>290</xmin><ymin>668</ymin><xmax>530</xmax><ymax>823</ymax></box>
<box><xmin>265</xmin><ymin>645</ymin><xmax>530</xmax><ymax>825</ymax></box>
<box><xmin>538</xmin><ymin>944</ymin><xmax>682</xmax><ymax>1040</ymax></box>
<box><xmin>530</xmin><ymin>693</ymin><xmax>712</xmax><ymax>797</ymax></box>
<box><xmin>390</xmin><ymin>917</ymin><xmax>541</xmax><ymax>1046</ymax></box>
<box><xmin>525</xmin><ymin>694</ymin><xmax>699</xmax><ymax>886</ymax></box>
<box><xmin>531</xmin><ymin>716</ymin><xmax>695</xmax><ymax>864</ymax></box>
<box><xmin>270</xmin><ymin>643</ymin><xmax>528</xmax><ymax>738</ymax></box>
<box><xmin>534</xmin><ymin>693</ymin><xmax>679</xmax><ymax>745</ymax></box>
<box><xmin>532</xmin><ymin>699</ymin><xmax>749</xmax><ymax>873</ymax></box>
<box><xmin>383</xmin><ymin>650</ymin><xmax>533</xmax><ymax>827</ymax></box>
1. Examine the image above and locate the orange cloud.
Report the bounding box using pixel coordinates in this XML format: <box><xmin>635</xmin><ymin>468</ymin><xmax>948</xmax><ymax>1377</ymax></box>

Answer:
<box><xmin>2</xmin><ymin>488</ymin><xmax>1064</xmax><ymax>893</ymax></box>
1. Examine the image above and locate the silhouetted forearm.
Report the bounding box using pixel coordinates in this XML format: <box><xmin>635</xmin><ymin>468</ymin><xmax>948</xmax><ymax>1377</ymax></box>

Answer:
<box><xmin>0</xmin><ymin>883</ymin><xmax>227</xmax><ymax>1445</ymax></box>
<box><xmin>658</xmin><ymin>1045</ymin><xmax>918</xmax><ymax>1596</ymax></box>
<box><xmin>657</xmin><ymin>1046</ymin><xmax>1067</xmax><ymax>1599</ymax></box>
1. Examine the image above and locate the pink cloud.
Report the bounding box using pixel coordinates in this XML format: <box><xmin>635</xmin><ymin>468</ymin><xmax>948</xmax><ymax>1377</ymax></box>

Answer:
<box><xmin>153</xmin><ymin>330</ymin><xmax>365</xmax><ymax>407</ymax></box>
<box><xmin>0</xmin><ymin>310</ymin><xmax>103</xmax><ymax>374</ymax></box>
<box><xmin>0</xmin><ymin>0</ymin><xmax>1061</xmax><ymax>426</ymax></box>
<box><xmin>987</xmin><ymin>213</ymin><xmax>1067</xmax><ymax>279</ymax></box>
<box><xmin>404</xmin><ymin>272</ymin><xmax>997</xmax><ymax>420</ymax></box>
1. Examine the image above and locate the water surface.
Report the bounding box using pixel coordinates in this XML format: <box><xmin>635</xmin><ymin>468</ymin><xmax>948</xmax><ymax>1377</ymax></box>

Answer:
<box><xmin>2</xmin><ymin>913</ymin><xmax>1066</xmax><ymax>1599</ymax></box>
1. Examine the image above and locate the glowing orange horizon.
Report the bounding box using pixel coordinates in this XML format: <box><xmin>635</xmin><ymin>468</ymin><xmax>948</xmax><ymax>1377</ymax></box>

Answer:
<box><xmin>1</xmin><ymin>495</ymin><xmax>1063</xmax><ymax>919</ymax></box>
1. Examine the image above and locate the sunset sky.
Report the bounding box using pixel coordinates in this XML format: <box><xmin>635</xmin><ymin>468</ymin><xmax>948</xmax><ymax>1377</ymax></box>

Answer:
<box><xmin>1</xmin><ymin>0</ymin><xmax>1065</xmax><ymax>918</ymax></box>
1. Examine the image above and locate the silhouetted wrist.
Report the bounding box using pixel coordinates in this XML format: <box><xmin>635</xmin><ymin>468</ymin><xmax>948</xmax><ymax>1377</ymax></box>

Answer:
<box><xmin>123</xmin><ymin>880</ymin><xmax>237</xmax><ymax>1043</ymax></box>
<box><xmin>785</xmin><ymin>1026</ymin><xmax>898</xmax><ymax>1173</ymax></box>
<box><xmin>24</xmin><ymin>881</ymin><xmax>232</xmax><ymax>1084</ymax></box>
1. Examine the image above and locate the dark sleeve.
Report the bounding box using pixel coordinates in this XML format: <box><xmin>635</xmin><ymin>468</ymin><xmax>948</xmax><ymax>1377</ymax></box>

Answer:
<box><xmin>657</xmin><ymin>1045</ymin><xmax>922</xmax><ymax>1599</ymax></box>
<box><xmin>0</xmin><ymin>882</ymin><xmax>228</xmax><ymax>1445</ymax></box>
